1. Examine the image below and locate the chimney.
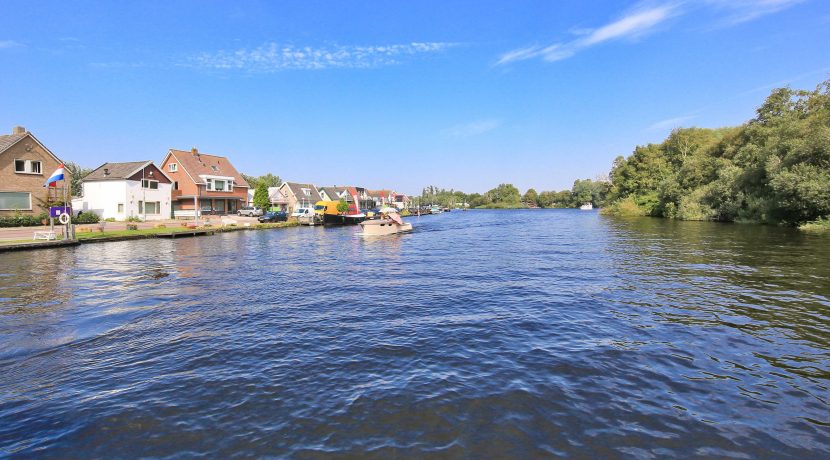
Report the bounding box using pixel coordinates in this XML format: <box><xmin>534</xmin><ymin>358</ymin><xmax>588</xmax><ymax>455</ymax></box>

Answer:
<box><xmin>104</xmin><ymin>168</ymin><xmax>110</xmax><ymax>176</ymax></box>
<box><xmin>12</xmin><ymin>126</ymin><xmax>25</xmax><ymax>135</ymax></box>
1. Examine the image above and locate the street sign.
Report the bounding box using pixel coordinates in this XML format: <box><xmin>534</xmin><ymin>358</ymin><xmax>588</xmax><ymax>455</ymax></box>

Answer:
<box><xmin>49</xmin><ymin>206</ymin><xmax>71</xmax><ymax>218</ymax></box>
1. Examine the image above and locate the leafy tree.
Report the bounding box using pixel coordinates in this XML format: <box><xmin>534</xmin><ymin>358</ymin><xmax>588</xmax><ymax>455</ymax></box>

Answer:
<box><xmin>65</xmin><ymin>162</ymin><xmax>93</xmax><ymax>197</ymax></box>
<box><xmin>242</xmin><ymin>173</ymin><xmax>281</xmax><ymax>189</ymax></box>
<box><xmin>336</xmin><ymin>199</ymin><xmax>350</xmax><ymax>213</ymax></box>
<box><xmin>485</xmin><ymin>183</ymin><xmax>521</xmax><ymax>205</ymax></box>
<box><xmin>253</xmin><ymin>183</ymin><xmax>270</xmax><ymax>210</ymax></box>
<box><xmin>523</xmin><ymin>188</ymin><xmax>538</xmax><ymax>205</ymax></box>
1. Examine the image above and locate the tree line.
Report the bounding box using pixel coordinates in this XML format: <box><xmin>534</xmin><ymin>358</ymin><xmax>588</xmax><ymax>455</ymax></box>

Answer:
<box><xmin>604</xmin><ymin>80</ymin><xmax>830</xmax><ymax>227</ymax></box>
<box><xmin>417</xmin><ymin>180</ymin><xmax>609</xmax><ymax>209</ymax></box>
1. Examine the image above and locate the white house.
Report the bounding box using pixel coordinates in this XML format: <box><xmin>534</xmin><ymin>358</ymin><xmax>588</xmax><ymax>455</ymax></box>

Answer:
<box><xmin>75</xmin><ymin>161</ymin><xmax>173</xmax><ymax>221</ymax></box>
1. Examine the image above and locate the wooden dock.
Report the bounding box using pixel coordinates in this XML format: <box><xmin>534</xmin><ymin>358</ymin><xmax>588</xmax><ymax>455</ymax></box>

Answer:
<box><xmin>155</xmin><ymin>229</ymin><xmax>215</xmax><ymax>238</ymax></box>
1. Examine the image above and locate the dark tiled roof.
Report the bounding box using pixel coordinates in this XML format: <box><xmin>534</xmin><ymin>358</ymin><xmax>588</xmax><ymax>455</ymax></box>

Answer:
<box><xmin>284</xmin><ymin>182</ymin><xmax>322</xmax><ymax>202</ymax></box>
<box><xmin>83</xmin><ymin>161</ymin><xmax>150</xmax><ymax>181</ymax></box>
<box><xmin>169</xmin><ymin>149</ymin><xmax>250</xmax><ymax>187</ymax></box>
<box><xmin>0</xmin><ymin>133</ymin><xmax>26</xmax><ymax>155</ymax></box>
<box><xmin>320</xmin><ymin>186</ymin><xmax>351</xmax><ymax>201</ymax></box>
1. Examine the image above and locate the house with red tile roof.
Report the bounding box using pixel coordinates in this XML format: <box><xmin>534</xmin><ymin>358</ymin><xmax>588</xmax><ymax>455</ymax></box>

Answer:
<box><xmin>160</xmin><ymin>147</ymin><xmax>250</xmax><ymax>218</ymax></box>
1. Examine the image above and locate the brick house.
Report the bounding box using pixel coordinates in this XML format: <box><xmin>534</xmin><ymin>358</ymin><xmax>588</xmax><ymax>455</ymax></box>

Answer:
<box><xmin>278</xmin><ymin>182</ymin><xmax>322</xmax><ymax>214</ymax></box>
<box><xmin>159</xmin><ymin>147</ymin><xmax>250</xmax><ymax>218</ymax></box>
<box><xmin>0</xmin><ymin>126</ymin><xmax>68</xmax><ymax>216</ymax></box>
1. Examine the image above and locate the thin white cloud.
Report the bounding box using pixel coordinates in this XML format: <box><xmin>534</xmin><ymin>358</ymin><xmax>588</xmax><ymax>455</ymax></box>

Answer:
<box><xmin>581</xmin><ymin>6</ymin><xmax>675</xmax><ymax>46</ymax></box>
<box><xmin>497</xmin><ymin>3</ymin><xmax>679</xmax><ymax>65</ymax></box>
<box><xmin>497</xmin><ymin>0</ymin><xmax>804</xmax><ymax>66</ymax></box>
<box><xmin>647</xmin><ymin>115</ymin><xmax>697</xmax><ymax>131</ymax></box>
<box><xmin>442</xmin><ymin>119</ymin><xmax>502</xmax><ymax>138</ymax></box>
<box><xmin>0</xmin><ymin>40</ymin><xmax>23</xmax><ymax>49</ymax></box>
<box><xmin>704</xmin><ymin>0</ymin><xmax>804</xmax><ymax>25</ymax></box>
<box><xmin>190</xmin><ymin>42</ymin><xmax>457</xmax><ymax>71</ymax></box>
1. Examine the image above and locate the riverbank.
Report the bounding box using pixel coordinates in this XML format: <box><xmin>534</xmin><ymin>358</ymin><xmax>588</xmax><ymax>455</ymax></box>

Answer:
<box><xmin>601</xmin><ymin>200</ymin><xmax>830</xmax><ymax>233</ymax></box>
<box><xmin>799</xmin><ymin>217</ymin><xmax>830</xmax><ymax>232</ymax></box>
<box><xmin>0</xmin><ymin>221</ymin><xmax>299</xmax><ymax>252</ymax></box>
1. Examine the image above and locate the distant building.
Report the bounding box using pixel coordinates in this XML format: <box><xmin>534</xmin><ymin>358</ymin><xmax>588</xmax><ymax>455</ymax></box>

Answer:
<box><xmin>0</xmin><ymin>126</ymin><xmax>68</xmax><ymax>216</ymax></box>
<box><xmin>319</xmin><ymin>186</ymin><xmax>350</xmax><ymax>203</ymax></box>
<box><xmin>76</xmin><ymin>161</ymin><xmax>173</xmax><ymax>221</ymax></box>
<box><xmin>366</xmin><ymin>189</ymin><xmax>395</xmax><ymax>207</ymax></box>
<box><xmin>393</xmin><ymin>194</ymin><xmax>410</xmax><ymax>209</ymax></box>
<box><xmin>279</xmin><ymin>182</ymin><xmax>322</xmax><ymax>214</ymax></box>
<box><xmin>160</xmin><ymin>147</ymin><xmax>250</xmax><ymax>218</ymax></box>
<box><xmin>268</xmin><ymin>186</ymin><xmax>290</xmax><ymax>211</ymax></box>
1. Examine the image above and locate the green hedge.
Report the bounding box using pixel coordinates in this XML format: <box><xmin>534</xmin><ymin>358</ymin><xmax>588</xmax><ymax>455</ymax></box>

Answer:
<box><xmin>74</xmin><ymin>212</ymin><xmax>100</xmax><ymax>224</ymax></box>
<box><xmin>0</xmin><ymin>213</ymin><xmax>49</xmax><ymax>227</ymax></box>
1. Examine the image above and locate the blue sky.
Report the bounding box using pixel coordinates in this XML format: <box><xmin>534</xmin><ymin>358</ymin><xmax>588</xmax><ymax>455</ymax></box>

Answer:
<box><xmin>1</xmin><ymin>0</ymin><xmax>829</xmax><ymax>194</ymax></box>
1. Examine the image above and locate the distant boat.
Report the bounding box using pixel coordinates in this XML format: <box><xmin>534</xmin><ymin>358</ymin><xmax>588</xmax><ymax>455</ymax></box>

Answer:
<box><xmin>580</xmin><ymin>203</ymin><xmax>593</xmax><ymax>210</ymax></box>
<box><xmin>430</xmin><ymin>205</ymin><xmax>443</xmax><ymax>214</ymax></box>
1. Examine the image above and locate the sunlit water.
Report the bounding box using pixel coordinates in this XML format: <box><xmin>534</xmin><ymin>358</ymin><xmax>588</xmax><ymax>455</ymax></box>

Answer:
<box><xmin>1</xmin><ymin>210</ymin><xmax>828</xmax><ymax>457</ymax></box>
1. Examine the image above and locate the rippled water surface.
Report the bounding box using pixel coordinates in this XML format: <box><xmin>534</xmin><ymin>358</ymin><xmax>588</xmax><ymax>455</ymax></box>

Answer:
<box><xmin>1</xmin><ymin>210</ymin><xmax>829</xmax><ymax>458</ymax></box>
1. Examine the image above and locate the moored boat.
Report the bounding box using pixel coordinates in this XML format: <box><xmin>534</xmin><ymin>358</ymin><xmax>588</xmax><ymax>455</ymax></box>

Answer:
<box><xmin>315</xmin><ymin>199</ymin><xmax>366</xmax><ymax>225</ymax></box>
<box><xmin>580</xmin><ymin>203</ymin><xmax>593</xmax><ymax>210</ymax></box>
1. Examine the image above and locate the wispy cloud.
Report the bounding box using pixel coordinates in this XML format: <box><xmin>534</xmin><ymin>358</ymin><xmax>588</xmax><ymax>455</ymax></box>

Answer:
<box><xmin>442</xmin><ymin>119</ymin><xmax>502</xmax><ymax>138</ymax></box>
<box><xmin>190</xmin><ymin>42</ymin><xmax>457</xmax><ymax>72</ymax></box>
<box><xmin>497</xmin><ymin>3</ymin><xmax>679</xmax><ymax>65</ymax></box>
<box><xmin>647</xmin><ymin>115</ymin><xmax>698</xmax><ymax>130</ymax></box>
<box><xmin>497</xmin><ymin>0</ymin><xmax>804</xmax><ymax>66</ymax></box>
<box><xmin>704</xmin><ymin>0</ymin><xmax>804</xmax><ymax>26</ymax></box>
<box><xmin>0</xmin><ymin>40</ymin><xmax>23</xmax><ymax>49</ymax></box>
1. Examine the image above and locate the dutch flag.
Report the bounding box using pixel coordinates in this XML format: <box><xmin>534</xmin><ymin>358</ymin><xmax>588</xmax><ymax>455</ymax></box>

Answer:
<box><xmin>44</xmin><ymin>164</ymin><xmax>65</xmax><ymax>187</ymax></box>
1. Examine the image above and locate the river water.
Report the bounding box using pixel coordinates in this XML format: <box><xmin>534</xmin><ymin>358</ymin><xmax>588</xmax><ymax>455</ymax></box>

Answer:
<box><xmin>1</xmin><ymin>210</ymin><xmax>828</xmax><ymax>458</ymax></box>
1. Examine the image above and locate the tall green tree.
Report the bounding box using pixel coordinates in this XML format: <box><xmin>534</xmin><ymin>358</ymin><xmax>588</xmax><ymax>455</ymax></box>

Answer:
<box><xmin>253</xmin><ymin>183</ymin><xmax>270</xmax><ymax>210</ymax></box>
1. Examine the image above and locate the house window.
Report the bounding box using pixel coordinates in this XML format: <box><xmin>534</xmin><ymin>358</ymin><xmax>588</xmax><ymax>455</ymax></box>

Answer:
<box><xmin>117</xmin><ymin>203</ymin><xmax>124</xmax><ymax>213</ymax></box>
<box><xmin>139</xmin><ymin>201</ymin><xmax>161</xmax><ymax>214</ymax></box>
<box><xmin>173</xmin><ymin>181</ymin><xmax>178</xmax><ymax>190</ymax></box>
<box><xmin>13</xmin><ymin>159</ymin><xmax>42</xmax><ymax>174</ymax></box>
<box><xmin>211</xmin><ymin>165</ymin><xmax>219</xmax><ymax>172</ymax></box>
<box><xmin>205</xmin><ymin>178</ymin><xmax>232</xmax><ymax>191</ymax></box>
<box><xmin>301</xmin><ymin>188</ymin><xmax>311</xmax><ymax>196</ymax></box>
<box><xmin>168</xmin><ymin>163</ymin><xmax>178</xmax><ymax>172</ymax></box>
<box><xmin>0</xmin><ymin>192</ymin><xmax>32</xmax><ymax>210</ymax></box>
<box><xmin>142</xmin><ymin>179</ymin><xmax>159</xmax><ymax>189</ymax></box>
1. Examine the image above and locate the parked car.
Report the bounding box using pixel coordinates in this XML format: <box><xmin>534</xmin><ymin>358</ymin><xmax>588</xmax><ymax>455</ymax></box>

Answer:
<box><xmin>238</xmin><ymin>206</ymin><xmax>263</xmax><ymax>217</ymax></box>
<box><xmin>291</xmin><ymin>207</ymin><xmax>314</xmax><ymax>218</ymax></box>
<box><xmin>258</xmin><ymin>211</ymin><xmax>288</xmax><ymax>223</ymax></box>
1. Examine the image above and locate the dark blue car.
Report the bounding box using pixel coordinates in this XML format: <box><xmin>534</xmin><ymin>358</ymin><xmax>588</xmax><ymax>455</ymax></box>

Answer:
<box><xmin>258</xmin><ymin>211</ymin><xmax>288</xmax><ymax>223</ymax></box>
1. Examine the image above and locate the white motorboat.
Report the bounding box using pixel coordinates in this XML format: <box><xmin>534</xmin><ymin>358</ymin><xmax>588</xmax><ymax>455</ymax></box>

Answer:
<box><xmin>359</xmin><ymin>208</ymin><xmax>412</xmax><ymax>236</ymax></box>
<box><xmin>580</xmin><ymin>203</ymin><xmax>594</xmax><ymax>210</ymax></box>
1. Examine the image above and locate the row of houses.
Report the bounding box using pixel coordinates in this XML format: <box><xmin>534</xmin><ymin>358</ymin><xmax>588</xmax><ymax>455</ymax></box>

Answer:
<box><xmin>0</xmin><ymin>126</ymin><xmax>410</xmax><ymax>221</ymax></box>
